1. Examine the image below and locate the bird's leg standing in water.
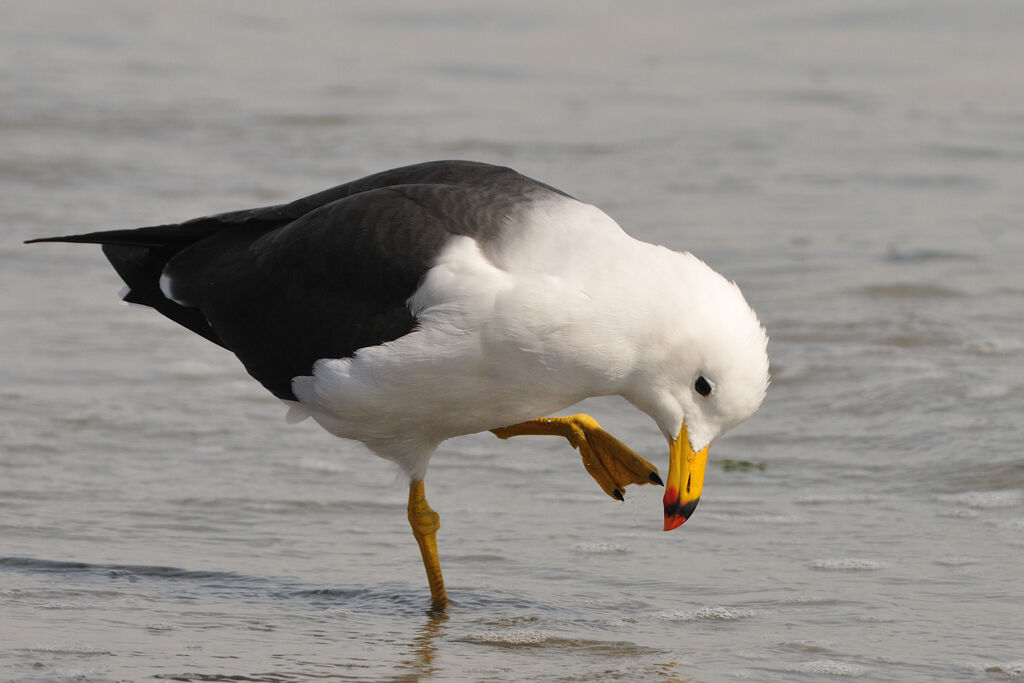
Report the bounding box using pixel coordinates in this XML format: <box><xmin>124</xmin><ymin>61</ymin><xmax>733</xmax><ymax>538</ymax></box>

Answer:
<box><xmin>408</xmin><ymin>480</ymin><xmax>448</xmax><ymax>609</ymax></box>
<box><xmin>491</xmin><ymin>415</ymin><xmax>663</xmax><ymax>500</ymax></box>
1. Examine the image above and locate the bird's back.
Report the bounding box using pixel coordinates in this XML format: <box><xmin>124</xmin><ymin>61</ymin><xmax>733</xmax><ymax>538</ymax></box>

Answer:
<box><xmin>27</xmin><ymin>161</ymin><xmax>569</xmax><ymax>401</ymax></box>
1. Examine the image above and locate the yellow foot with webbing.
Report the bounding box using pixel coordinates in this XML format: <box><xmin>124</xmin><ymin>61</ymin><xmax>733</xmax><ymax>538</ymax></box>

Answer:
<box><xmin>491</xmin><ymin>414</ymin><xmax>663</xmax><ymax>501</ymax></box>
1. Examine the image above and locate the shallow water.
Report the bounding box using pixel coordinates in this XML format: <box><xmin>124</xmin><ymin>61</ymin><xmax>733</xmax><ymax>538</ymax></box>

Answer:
<box><xmin>3</xmin><ymin>1</ymin><xmax>1024</xmax><ymax>680</ymax></box>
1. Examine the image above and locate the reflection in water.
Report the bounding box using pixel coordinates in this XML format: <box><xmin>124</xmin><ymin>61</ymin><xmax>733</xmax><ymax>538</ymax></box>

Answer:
<box><xmin>393</xmin><ymin>609</ymin><xmax>449</xmax><ymax>681</ymax></box>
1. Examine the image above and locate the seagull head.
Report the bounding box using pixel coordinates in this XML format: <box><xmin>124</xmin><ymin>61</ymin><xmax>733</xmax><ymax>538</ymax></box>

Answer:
<box><xmin>623</xmin><ymin>250</ymin><xmax>769</xmax><ymax>531</ymax></box>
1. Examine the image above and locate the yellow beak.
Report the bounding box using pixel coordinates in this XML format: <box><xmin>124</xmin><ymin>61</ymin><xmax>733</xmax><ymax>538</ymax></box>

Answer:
<box><xmin>663</xmin><ymin>421</ymin><xmax>709</xmax><ymax>531</ymax></box>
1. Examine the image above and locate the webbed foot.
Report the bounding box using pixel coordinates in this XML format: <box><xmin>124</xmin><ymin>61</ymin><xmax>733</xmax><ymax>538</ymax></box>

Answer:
<box><xmin>492</xmin><ymin>414</ymin><xmax>662</xmax><ymax>500</ymax></box>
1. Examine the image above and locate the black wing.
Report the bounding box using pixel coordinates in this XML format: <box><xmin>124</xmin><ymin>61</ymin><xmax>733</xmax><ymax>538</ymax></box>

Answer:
<box><xmin>27</xmin><ymin>160</ymin><xmax>567</xmax><ymax>400</ymax></box>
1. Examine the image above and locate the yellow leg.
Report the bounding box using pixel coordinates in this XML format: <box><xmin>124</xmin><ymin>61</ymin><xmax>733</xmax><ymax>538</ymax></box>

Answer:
<box><xmin>408</xmin><ymin>480</ymin><xmax>448</xmax><ymax>609</ymax></box>
<box><xmin>491</xmin><ymin>414</ymin><xmax>662</xmax><ymax>500</ymax></box>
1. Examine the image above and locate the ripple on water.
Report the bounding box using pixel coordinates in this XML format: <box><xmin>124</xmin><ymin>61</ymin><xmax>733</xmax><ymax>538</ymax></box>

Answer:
<box><xmin>964</xmin><ymin>384</ymin><xmax>1012</xmax><ymax>400</ymax></box>
<box><xmin>459</xmin><ymin>632</ymin><xmax>663</xmax><ymax>659</ymax></box>
<box><xmin>859</xmin><ymin>283</ymin><xmax>963</xmax><ymax>299</ymax></box>
<box><xmin>980</xmin><ymin>660</ymin><xmax>1024</xmax><ymax>677</ymax></box>
<box><xmin>462</xmin><ymin>630</ymin><xmax>548</xmax><ymax>646</ymax></box>
<box><xmin>959</xmin><ymin>338</ymin><xmax>1024</xmax><ymax>356</ymax></box>
<box><xmin>809</xmin><ymin>558</ymin><xmax>883</xmax><ymax>571</ymax></box>
<box><xmin>883</xmin><ymin>247</ymin><xmax>976</xmax><ymax>263</ymax></box>
<box><xmin>0</xmin><ymin>556</ymin><xmax>252</xmax><ymax>584</ymax></box>
<box><xmin>985</xmin><ymin>518</ymin><xmax>1024</xmax><ymax>531</ymax></box>
<box><xmin>945</xmin><ymin>463</ymin><xmax>1024</xmax><ymax>492</ymax></box>
<box><xmin>657</xmin><ymin>605</ymin><xmax>756</xmax><ymax>622</ymax></box>
<box><xmin>938</xmin><ymin>509</ymin><xmax>980</xmax><ymax>519</ymax></box>
<box><xmin>948</xmin><ymin>490</ymin><xmax>1024</xmax><ymax>509</ymax></box>
<box><xmin>777</xmin><ymin>639</ymin><xmax>838</xmax><ymax>654</ymax></box>
<box><xmin>571</xmin><ymin>542</ymin><xmax>630</xmax><ymax>554</ymax></box>
<box><xmin>166</xmin><ymin>359</ymin><xmax>222</xmax><ymax>378</ymax></box>
<box><xmin>296</xmin><ymin>457</ymin><xmax>348</xmax><ymax>474</ymax></box>
<box><xmin>21</xmin><ymin>646</ymin><xmax>114</xmax><ymax>656</ymax></box>
<box><xmin>145</xmin><ymin>623</ymin><xmax>175</xmax><ymax>633</ymax></box>
<box><xmin>794</xmin><ymin>493</ymin><xmax>882</xmax><ymax>505</ymax></box>
<box><xmin>537</xmin><ymin>491</ymin><xmax>606</xmax><ymax>503</ymax></box>
<box><xmin>699</xmin><ymin>511</ymin><xmax>805</xmax><ymax>525</ymax></box>
<box><xmin>791</xmin><ymin>659</ymin><xmax>869</xmax><ymax>677</ymax></box>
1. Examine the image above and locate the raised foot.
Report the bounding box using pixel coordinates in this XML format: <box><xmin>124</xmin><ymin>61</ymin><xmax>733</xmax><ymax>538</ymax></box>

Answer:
<box><xmin>492</xmin><ymin>414</ymin><xmax>662</xmax><ymax>501</ymax></box>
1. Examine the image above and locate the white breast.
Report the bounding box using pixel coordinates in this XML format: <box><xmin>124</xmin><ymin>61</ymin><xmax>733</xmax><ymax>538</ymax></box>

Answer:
<box><xmin>289</xmin><ymin>196</ymin><xmax>650</xmax><ymax>478</ymax></box>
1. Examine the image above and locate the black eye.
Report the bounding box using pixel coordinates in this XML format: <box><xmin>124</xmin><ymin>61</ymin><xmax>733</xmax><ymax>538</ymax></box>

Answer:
<box><xmin>695</xmin><ymin>375</ymin><xmax>712</xmax><ymax>397</ymax></box>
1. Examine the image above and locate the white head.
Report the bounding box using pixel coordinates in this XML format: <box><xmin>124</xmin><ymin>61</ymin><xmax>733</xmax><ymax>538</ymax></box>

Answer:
<box><xmin>622</xmin><ymin>249</ymin><xmax>769</xmax><ymax>530</ymax></box>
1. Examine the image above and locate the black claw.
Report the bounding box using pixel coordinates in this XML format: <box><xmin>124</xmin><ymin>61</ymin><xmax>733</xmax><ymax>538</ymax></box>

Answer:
<box><xmin>649</xmin><ymin>472</ymin><xmax>664</xmax><ymax>486</ymax></box>
<box><xmin>612</xmin><ymin>488</ymin><xmax>624</xmax><ymax>501</ymax></box>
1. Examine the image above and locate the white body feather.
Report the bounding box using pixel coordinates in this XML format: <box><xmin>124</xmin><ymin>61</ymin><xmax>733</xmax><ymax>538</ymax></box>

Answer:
<box><xmin>291</xmin><ymin>195</ymin><xmax>769</xmax><ymax>480</ymax></box>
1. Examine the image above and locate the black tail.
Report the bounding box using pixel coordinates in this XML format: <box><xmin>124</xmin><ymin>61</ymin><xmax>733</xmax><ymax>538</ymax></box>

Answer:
<box><xmin>27</xmin><ymin>225</ymin><xmax>229</xmax><ymax>349</ymax></box>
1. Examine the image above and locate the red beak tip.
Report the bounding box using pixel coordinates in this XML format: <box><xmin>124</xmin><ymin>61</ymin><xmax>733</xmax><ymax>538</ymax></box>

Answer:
<box><xmin>662</xmin><ymin>497</ymin><xmax>700</xmax><ymax>531</ymax></box>
<box><xmin>663</xmin><ymin>515</ymin><xmax>687</xmax><ymax>532</ymax></box>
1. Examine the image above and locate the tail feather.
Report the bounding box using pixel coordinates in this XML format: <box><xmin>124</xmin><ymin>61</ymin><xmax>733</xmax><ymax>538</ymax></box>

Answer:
<box><xmin>27</xmin><ymin>225</ymin><xmax>230</xmax><ymax>349</ymax></box>
<box><xmin>103</xmin><ymin>243</ymin><xmax>228</xmax><ymax>348</ymax></box>
<box><xmin>25</xmin><ymin>221</ymin><xmax>218</xmax><ymax>248</ymax></box>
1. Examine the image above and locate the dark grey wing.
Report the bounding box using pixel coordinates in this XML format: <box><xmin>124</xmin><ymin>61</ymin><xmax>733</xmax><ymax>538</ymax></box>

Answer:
<box><xmin>160</xmin><ymin>177</ymin><xmax>566</xmax><ymax>399</ymax></box>
<box><xmin>26</xmin><ymin>161</ymin><xmax>569</xmax><ymax>400</ymax></box>
<box><xmin>161</xmin><ymin>186</ymin><xmax>452</xmax><ymax>399</ymax></box>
